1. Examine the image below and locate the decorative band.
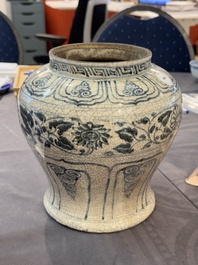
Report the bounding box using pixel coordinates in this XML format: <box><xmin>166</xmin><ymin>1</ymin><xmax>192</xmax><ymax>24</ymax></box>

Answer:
<box><xmin>49</xmin><ymin>59</ymin><xmax>151</xmax><ymax>78</ymax></box>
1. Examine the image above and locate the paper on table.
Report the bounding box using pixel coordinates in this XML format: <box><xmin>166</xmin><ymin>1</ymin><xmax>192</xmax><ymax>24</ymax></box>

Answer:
<box><xmin>0</xmin><ymin>75</ymin><xmax>12</xmax><ymax>87</ymax></box>
<box><xmin>182</xmin><ymin>93</ymin><xmax>198</xmax><ymax>114</ymax></box>
<box><xmin>0</xmin><ymin>62</ymin><xmax>18</xmax><ymax>79</ymax></box>
<box><xmin>165</xmin><ymin>1</ymin><xmax>196</xmax><ymax>11</ymax></box>
<box><xmin>0</xmin><ymin>62</ymin><xmax>18</xmax><ymax>71</ymax></box>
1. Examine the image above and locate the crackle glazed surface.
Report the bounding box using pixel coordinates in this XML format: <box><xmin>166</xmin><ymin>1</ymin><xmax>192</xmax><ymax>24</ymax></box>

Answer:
<box><xmin>18</xmin><ymin>43</ymin><xmax>182</xmax><ymax>233</ymax></box>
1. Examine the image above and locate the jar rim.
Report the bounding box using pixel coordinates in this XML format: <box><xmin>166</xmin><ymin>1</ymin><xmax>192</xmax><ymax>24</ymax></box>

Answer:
<box><xmin>49</xmin><ymin>43</ymin><xmax>152</xmax><ymax>66</ymax></box>
<box><xmin>49</xmin><ymin>43</ymin><xmax>152</xmax><ymax>78</ymax></box>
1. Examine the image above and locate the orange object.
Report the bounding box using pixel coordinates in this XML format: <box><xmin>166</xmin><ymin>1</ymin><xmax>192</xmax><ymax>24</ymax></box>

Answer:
<box><xmin>189</xmin><ymin>24</ymin><xmax>198</xmax><ymax>45</ymax></box>
<box><xmin>43</xmin><ymin>1</ymin><xmax>115</xmax><ymax>45</ymax></box>
<box><xmin>44</xmin><ymin>2</ymin><xmax>75</xmax><ymax>44</ymax></box>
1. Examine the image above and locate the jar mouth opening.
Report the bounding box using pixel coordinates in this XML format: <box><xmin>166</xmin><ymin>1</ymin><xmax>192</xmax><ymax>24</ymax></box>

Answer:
<box><xmin>49</xmin><ymin>43</ymin><xmax>152</xmax><ymax>66</ymax></box>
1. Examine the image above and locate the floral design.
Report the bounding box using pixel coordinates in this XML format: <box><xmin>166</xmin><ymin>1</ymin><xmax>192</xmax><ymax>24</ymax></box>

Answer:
<box><xmin>19</xmin><ymin>104</ymin><xmax>181</xmax><ymax>157</ymax></box>
<box><xmin>70</xmin><ymin>81</ymin><xmax>92</xmax><ymax>98</ymax></box>
<box><xmin>122</xmin><ymin>81</ymin><xmax>144</xmax><ymax>96</ymax></box>
<box><xmin>170</xmin><ymin>104</ymin><xmax>181</xmax><ymax>130</ymax></box>
<box><xmin>72</xmin><ymin>122</ymin><xmax>111</xmax><ymax>154</ymax></box>
<box><xmin>26</xmin><ymin>72</ymin><xmax>53</xmax><ymax>97</ymax></box>
<box><xmin>114</xmin><ymin>104</ymin><xmax>181</xmax><ymax>154</ymax></box>
<box><xmin>123</xmin><ymin>165</ymin><xmax>141</xmax><ymax>198</ymax></box>
<box><xmin>19</xmin><ymin>105</ymin><xmax>75</xmax><ymax>151</ymax></box>
<box><xmin>48</xmin><ymin>163</ymin><xmax>82</xmax><ymax>199</ymax></box>
<box><xmin>120</xmin><ymin>159</ymin><xmax>156</xmax><ymax>199</ymax></box>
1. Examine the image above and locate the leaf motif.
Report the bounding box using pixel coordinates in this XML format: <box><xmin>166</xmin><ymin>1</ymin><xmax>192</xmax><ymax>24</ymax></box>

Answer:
<box><xmin>49</xmin><ymin>120</ymin><xmax>62</xmax><ymax>129</ymax></box>
<box><xmin>34</xmin><ymin>112</ymin><xmax>46</xmax><ymax>122</ymax></box>
<box><xmin>55</xmin><ymin>136</ymin><xmax>74</xmax><ymax>150</ymax></box>
<box><xmin>136</xmin><ymin>117</ymin><xmax>150</xmax><ymax>124</ymax></box>
<box><xmin>44</xmin><ymin>140</ymin><xmax>51</xmax><ymax>148</ymax></box>
<box><xmin>38</xmin><ymin>138</ymin><xmax>43</xmax><ymax>144</ymax></box>
<box><xmin>20</xmin><ymin>106</ymin><xmax>34</xmax><ymax>127</ymax></box>
<box><xmin>160</xmin><ymin>132</ymin><xmax>172</xmax><ymax>140</ymax></box>
<box><xmin>139</xmin><ymin>134</ymin><xmax>146</xmax><ymax>140</ymax></box>
<box><xmin>57</xmin><ymin>122</ymin><xmax>74</xmax><ymax>135</ymax></box>
<box><xmin>113</xmin><ymin>143</ymin><xmax>133</xmax><ymax>154</ymax></box>
<box><xmin>101</xmin><ymin>137</ymin><xmax>108</xmax><ymax>144</ymax></box>
<box><xmin>49</xmin><ymin>121</ymin><xmax>74</xmax><ymax>139</ymax></box>
<box><xmin>35</xmin><ymin>127</ymin><xmax>41</xmax><ymax>137</ymax></box>
<box><xmin>164</xmin><ymin>127</ymin><xmax>172</xmax><ymax>134</ymax></box>
<box><xmin>158</xmin><ymin>111</ymin><xmax>172</xmax><ymax>126</ymax></box>
<box><xmin>116</xmin><ymin>127</ymin><xmax>137</xmax><ymax>143</ymax></box>
<box><xmin>42</xmin><ymin>126</ymin><xmax>47</xmax><ymax>133</ymax></box>
<box><xmin>20</xmin><ymin>106</ymin><xmax>34</xmax><ymax>134</ymax></box>
<box><xmin>149</xmin><ymin>125</ymin><xmax>156</xmax><ymax>134</ymax></box>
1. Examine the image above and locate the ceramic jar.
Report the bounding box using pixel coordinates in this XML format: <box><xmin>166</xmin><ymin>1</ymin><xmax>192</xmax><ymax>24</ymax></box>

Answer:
<box><xmin>18</xmin><ymin>43</ymin><xmax>182</xmax><ymax>233</ymax></box>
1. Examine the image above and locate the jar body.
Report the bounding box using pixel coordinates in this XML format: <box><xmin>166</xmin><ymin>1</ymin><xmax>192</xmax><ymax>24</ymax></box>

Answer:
<box><xmin>18</xmin><ymin>43</ymin><xmax>182</xmax><ymax>232</ymax></box>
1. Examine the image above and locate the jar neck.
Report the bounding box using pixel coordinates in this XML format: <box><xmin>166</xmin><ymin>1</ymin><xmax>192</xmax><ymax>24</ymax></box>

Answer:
<box><xmin>49</xmin><ymin>43</ymin><xmax>152</xmax><ymax>78</ymax></box>
<box><xmin>49</xmin><ymin>58</ymin><xmax>151</xmax><ymax>78</ymax></box>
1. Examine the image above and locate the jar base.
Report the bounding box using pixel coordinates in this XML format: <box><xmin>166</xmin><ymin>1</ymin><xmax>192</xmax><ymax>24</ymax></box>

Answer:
<box><xmin>43</xmin><ymin>190</ymin><xmax>155</xmax><ymax>233</ymax></box>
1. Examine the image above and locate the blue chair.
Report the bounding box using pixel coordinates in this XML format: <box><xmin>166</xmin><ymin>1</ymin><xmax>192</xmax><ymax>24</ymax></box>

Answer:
<box><xmin>0</xmin><ymin>11</ymin><xmax>23</xmax><ymax>64</ymax></box>
<box><xmin>93</xmin><ymin>4</ymin><xmax>195</xmax><ymax>72</ymax></box>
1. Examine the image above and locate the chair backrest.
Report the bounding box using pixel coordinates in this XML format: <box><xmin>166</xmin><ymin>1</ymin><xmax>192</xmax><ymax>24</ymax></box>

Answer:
<box><xmin>0</xmin><ymin>11</ymin><xmax>23</xmax><ymax>64</ymax></box>
<box><xmin>93</xmin><ymin>4</ymin><xmax>195</xmax><ymax>72</ymax></box>
<box><xmin>69</xmin><ymin>0</ymin><xmax>108</xmax><ymax>44</ymax></box>
<box><xmin>83</xmin><ymin>0</ymin><xmax>109</xmax><ymax>43</ymax></box>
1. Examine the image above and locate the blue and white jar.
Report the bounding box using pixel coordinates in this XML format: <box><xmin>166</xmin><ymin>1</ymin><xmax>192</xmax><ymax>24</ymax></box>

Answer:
<box><xmin>18</xmin><ymin>43</ymin><xmax>182</xmax><ymax>233</ymax></box>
